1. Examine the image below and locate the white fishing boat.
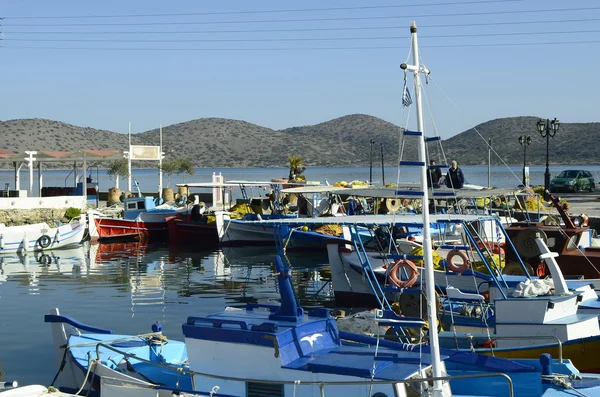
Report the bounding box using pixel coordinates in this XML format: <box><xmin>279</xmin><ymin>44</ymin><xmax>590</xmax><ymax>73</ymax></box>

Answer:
<box><xmin>0</xmin><ymin>214</ymin><xmax>85</xmax><ymax>253</ymax></box>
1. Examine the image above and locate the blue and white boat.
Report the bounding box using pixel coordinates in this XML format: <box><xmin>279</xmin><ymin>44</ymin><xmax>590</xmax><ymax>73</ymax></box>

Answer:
<box><xmin>44</xmin><ymin>254</ymin><xmax>600</xmax><ymax>397</ymax></box>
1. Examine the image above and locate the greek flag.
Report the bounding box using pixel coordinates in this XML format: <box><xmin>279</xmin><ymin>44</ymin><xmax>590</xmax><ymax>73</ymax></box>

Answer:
<box><xmin>402</xmin><ymin>83</ymin><xmax>412</xmax><ymax>107</ymax></box>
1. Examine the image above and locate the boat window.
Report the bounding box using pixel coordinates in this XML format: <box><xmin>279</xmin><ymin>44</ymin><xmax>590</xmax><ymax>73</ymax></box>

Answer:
<box><xmin>138</xmin><ymin>201</ymin><xmax>146</xmax><ymax>210</ymax></box>
<box><xmin>566</xmin><ymin>235</ymin><xmax>580</xmax><ymax>251</ymax></box>
<box><xmin>127</xmin><ymin>202</ymin><xmax>137</xmax><ymax>210</ymax></box>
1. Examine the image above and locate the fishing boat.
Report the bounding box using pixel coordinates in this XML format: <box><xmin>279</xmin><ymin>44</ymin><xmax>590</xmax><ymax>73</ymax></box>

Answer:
<box><xmin>45</xmin><ymin>252</ymin><xmax>600</xmax><ymax>397</ymax></box>
<box><xmin>503</xmin><ymin>190</ymin><xmax>600</xmax><ymax>282</ymax></box>
<box><xmin>89</xmin><ymin>196</ymin><xmax>185</xmax><ymax>242</ymax></box>
<box><xmin>0</xmin><ymin>215</ymin><xmax>85</xmax><ymax>253</ymax></box>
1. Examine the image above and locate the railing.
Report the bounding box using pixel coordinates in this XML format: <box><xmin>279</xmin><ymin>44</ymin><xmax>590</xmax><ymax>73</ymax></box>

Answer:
<box><xmin>458</xmin><ymin>334</ymin><xmax>563</xmax><ymax>363</ymax></box>
<box><xmin>93</xmin><ymin>342</ymin><xmax>515</xmax><ymax>397</ymax></box>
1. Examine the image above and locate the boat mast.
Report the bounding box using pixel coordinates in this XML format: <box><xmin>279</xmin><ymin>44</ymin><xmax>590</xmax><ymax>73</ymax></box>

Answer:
<box><xmin>401</xmin><ymin>21</ymin><xmax>444</xmax><ymax>396</ymax></box>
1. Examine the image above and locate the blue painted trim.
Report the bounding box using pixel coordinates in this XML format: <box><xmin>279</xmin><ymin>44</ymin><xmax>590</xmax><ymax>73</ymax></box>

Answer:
<box><xmin>425</xmin><ymin>136</ymin><xmax>441</xmax><ymax>142</ymax></box>
<box><xmin>387</xmin><ymin>254</ymin><xmax>423</xmax><ymax>261</ymax></box>
<box><xmin>186</xmin><ymin>317</ymin><xmax>249</xmax><ymax>330</ymax></box>
<box><xmin>403</xmin><ymin>130</ymin><xmax>422</xmax><ymax>136</ymax></box>
<box><xmin>440</xmin><ymin>244</ymin><xmax>470</xmax><ymax>250</ymax></box>
<box><xmin>431</xmin><ymin>192</ymin><xmax>457</xmax><ymax>197</ymax></box>
<box><xmin>394</xmin><ymin>190</ymin><xmax>424</xmax><ymax>197</ymax></box>
<box><xmin>399</xmin><ymin>161</ymin><xmax>426</xmax><ymax>167</ymax></box>
<box><xmin>44</xmin><ymin>314</ymin><xmax>113</xmax><ymax>334</ymax></box>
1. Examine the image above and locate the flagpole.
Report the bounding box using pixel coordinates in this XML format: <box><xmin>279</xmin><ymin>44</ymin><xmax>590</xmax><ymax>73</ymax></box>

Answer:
<box><xmin>128</xmin><ymin>122</ymin><xmax>132</xmax><ymax>193</ymax></box>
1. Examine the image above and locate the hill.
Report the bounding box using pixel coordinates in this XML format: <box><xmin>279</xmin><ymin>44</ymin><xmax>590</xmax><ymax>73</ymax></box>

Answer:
<box><xmin>0</xmin><ymin>115</ymin><xmax>599</xmax><ymax>167</ymax></box>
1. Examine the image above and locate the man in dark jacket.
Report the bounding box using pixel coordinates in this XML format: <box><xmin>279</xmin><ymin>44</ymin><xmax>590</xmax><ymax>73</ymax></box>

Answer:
<box><xmin>427</xmin><ymin>160</ymin><xmax>443</xmax><ymax>188</ymax></box>
<box><xmin>445</xmin><ymin>160</ymin><xmax>465</xmax><ymax>189</ymax></box>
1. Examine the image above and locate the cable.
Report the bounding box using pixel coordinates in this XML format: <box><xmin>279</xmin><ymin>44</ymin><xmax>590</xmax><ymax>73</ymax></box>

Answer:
<box><xmin>4</xmin><ymin>29</ymin><xmax>600</xmax><ymax>43</ymax></box>
<box><xmin>2</xmin><ymin>0</ymin><xmax>524</xmax><ymax>19</ymax></box>
<box><xmin>6</xmin><ymin>18</ymin><xmax>600</xmax><ymax>35</ymax></box>
<box><xmin>2</xmin><ymin>40</ymin><xmax>600</xmax><ymax>51</ymax></box>
<box><xmin>4</xmin><ymin>7</ymin><xmax>600</xmax><ymax>27</ymax></box>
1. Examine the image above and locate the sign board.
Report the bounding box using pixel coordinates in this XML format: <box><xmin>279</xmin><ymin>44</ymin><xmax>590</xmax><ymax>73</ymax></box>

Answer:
<box><xmin>524</xmin><ymin>166</ymin><xmax>530</xmax><ymax>186</ymax></box>
<box><xmin>130</xmin><ymin>145</ymin><xmax>161</xmax><ymax>160</ymax></box>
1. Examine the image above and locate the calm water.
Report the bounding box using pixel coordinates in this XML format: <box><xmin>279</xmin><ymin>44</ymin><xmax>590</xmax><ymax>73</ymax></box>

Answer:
<box><xmin>3</xmin><ymin>164</ymin><xmax>600</xmax><ymax>196</ymax></box>
<box><xmin>2</xmin><ymin>164</ymin><xmax>600</xmax><ymax>386</ymax></box>
<box><xmin>0</xmin><ymin>242</ymin><xmax>331</xmax><ymax>386</ymax></box>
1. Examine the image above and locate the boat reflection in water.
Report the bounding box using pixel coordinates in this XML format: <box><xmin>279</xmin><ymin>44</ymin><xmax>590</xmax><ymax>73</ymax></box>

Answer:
<box><xmin>0</xmin><ymin>240</ymin><xmax>334</xmax><ymax>387</ymax></box>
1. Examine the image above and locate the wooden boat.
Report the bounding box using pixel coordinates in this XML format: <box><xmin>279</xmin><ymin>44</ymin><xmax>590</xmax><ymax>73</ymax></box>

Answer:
<box><xmin>89</xmin><ymin>196</ymin><xmax>184</xmax><ymax>242</ymax></box>
<box><xmin>504</xmin><ymin>191</ymin><xmax>600</xmax><ymax>281</ymax></box>
<box><xmin>0</xmin><ymin>215</ymin><xmax>85</xmax><ymax>253</ymax></box>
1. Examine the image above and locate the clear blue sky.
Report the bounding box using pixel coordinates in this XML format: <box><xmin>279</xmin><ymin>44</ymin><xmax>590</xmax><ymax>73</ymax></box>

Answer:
<box><xmin>0</xmin><ymin>0</ymin><xmax>598</xmax><ymax>138</ymax></box>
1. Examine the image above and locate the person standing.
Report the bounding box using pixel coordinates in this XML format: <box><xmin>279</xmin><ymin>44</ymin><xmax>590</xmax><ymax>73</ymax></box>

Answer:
<box><xmin>427</xmin><ymin>160</ymin><xmax>443</xmax><ymax>188</ymax></box>
<box><xmin>445</xmin><ymin>160</ymin><xmax>465</xmax><ymax>189</ymax></box>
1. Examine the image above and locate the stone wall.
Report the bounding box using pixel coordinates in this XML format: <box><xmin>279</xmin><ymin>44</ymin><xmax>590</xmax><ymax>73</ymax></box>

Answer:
<box><xmin>0</xmin><ymin>208</ymin><xmax>70</xmax><ymax>227</ymax></box>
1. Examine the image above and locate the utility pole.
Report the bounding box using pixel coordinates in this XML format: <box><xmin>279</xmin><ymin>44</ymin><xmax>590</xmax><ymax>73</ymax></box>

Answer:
<box><xmin>369</xmin><ymin>139</ymin><xmax>374</xmax><ymax>184</ymax></box>
<box><xmin>380</xmin><ymin>143</ymin><xmax>385</xmax><ymax>185</ymax></box>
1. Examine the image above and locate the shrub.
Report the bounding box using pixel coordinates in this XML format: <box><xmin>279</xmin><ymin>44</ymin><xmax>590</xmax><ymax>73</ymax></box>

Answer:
<box><xmin>64</xmin><ymin>207</ymin><xmax>81</xmax><ymax>220</ymax></box>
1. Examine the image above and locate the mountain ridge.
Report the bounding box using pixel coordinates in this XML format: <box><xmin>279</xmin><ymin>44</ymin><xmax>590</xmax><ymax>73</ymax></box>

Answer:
<box><xmin>1</xmin><ymin>115</ymin><xmax>598</xmax><ymax>167</ymax></box>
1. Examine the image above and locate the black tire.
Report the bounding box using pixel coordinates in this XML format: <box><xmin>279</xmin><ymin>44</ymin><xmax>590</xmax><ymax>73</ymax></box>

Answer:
<box><xmin>37</xmin><ymin>234</ymin><xmax>52</xmax><ymax>249</ymax></box>
<box><xmin>39</xmin><ymin>254</ymin><xmax>52</xmax><ymax>265</ymax></box>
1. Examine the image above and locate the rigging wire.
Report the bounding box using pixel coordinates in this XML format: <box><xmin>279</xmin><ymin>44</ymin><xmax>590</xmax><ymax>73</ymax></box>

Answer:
<box><xmin>4</xmin><ymin>29</ymin><xmax>600</xmax><ymax>43</ymax></box>
<box><xmin>3</xmin><ymin>39</ymin><xmax>600</xmax><ymax>51</ymax></box>
<box><xmin>4</xmin><ymin>7</ymin><xmax>600</xmax><ymax>27</ymax></box>
<box><xmin>6</xmin><ymin>18</ymin><xmax>600</xmax><ymax>35</ymax></box>
<box><xmin>425</xmin><ymin>75</ymin><xmax>524</xmax><ymax>186</ymax></box>
<box><xmin>1</xmin><ymin>0</ymin><xmax>525</xmax><ymax>19</ymax></box>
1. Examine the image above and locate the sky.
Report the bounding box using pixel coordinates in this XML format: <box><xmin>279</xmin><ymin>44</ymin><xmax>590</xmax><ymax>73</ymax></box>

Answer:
<box><xmin>0</xmin><ymin>0</ymin><xmax>598</xmax><ymax>138</ymax></box>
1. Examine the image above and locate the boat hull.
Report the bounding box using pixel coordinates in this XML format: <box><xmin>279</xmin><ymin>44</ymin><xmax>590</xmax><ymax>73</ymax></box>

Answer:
<box><xmin>476</xmin><ymin>336</ymin><xmax>600</xmax><ymax>373</ymax></box>
<box><xmin>93</xmin><ymin>218</ymin><xmax>168</xmax><ymax>242</ymax></box>
<box><xmin>0</xmin><ymin>217</ymin><xmax>85</xmax><ymax>253</ymax></box>
<box><xmin>167</xmin><ymin>217</ymin><xmax>219</xmax><ymax>248</ymax></box>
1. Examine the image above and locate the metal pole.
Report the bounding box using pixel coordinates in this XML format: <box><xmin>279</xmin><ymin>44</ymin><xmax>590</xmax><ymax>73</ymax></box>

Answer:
<box><xmin>544</xmin><ymin>120</ymin><xmax>551</xmax><ymax>196</ymax></box>
<box><xmin>380</xmin><ymin>143</ymin><xmax>385</xmax><ymax>185</ymax></box>
<box><xmin>522</xmin><ymin>141</ymin><xmax>527</xmax><ymax>186</ymax></box>
<box><xmin>128</xmin><ymin>122</ymin><xmax>132</xmax><ymax>193</ymax></box>
<box><xmin>159</xmin><ymin>124</ymin><xmax>163</xmax><ymax>199</ymax></box>
<box><xmin>369</xmin><ymin>139</ymin><xmax>374</xmax><ymax>184</ymax></box>
<box><xmin>488</xmin><ymin>138</ymin><xmax>491</xmax><ymax>188</ymax></box>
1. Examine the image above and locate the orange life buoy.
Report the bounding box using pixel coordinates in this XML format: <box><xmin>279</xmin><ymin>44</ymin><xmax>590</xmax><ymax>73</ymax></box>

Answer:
<box><xmin>446</xmin><ymin>249</ymin><xmax>470</xmax><ymax>273</ymax></box>
<box><xmin>477</xmin><ymin>241</ymin><xmax>505</xmax><ymax>256</ymax></box>
<box><xmin>388</xmin><ymin>259</ymin><xmax>419</xmax><ymax>289</ymax></box>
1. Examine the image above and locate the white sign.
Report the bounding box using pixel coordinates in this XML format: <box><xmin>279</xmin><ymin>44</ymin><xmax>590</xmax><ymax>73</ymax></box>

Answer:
<box><xmin>130</xmin><ymin>146</ymin><xmax>160</xmax><ymax>160</ymax></box>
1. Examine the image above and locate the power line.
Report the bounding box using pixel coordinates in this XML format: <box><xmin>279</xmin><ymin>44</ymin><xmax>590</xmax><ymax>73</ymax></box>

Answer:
<box><xmin>4</xmin><ymin>7</ymin><xmax>600</xmax><ymax>27</ymax></box>
<box><xmin>2</xmin><ymin>0</ymin><xmax>523</xmax><ymax>19</ymax></box>
<box><xmin>3</xmin><ymin>29</ymin><xmax>600</xmax><ymax>43</ymax></box>
<box><xmin>2</xmin><ymin>40</ymin><xmax>600</xmax><ymax>51</ymax></box>
<box><xmin>6</xmin><ymin>17</ymin><xmax>600</xmax><ymax>35</ymax></box>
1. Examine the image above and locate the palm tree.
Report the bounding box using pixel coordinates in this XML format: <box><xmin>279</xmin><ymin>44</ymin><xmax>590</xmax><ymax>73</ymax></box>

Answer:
<box><xmin>287</xmin><ymin>155</ymin><xmax>305</xmax><ymax>180</ymax></box>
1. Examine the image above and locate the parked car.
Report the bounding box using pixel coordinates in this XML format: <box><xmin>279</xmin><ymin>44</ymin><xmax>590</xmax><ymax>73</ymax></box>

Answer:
<box><xmin>550</xmin><ymin>169</ymin><xmax>596</xmax><ymax>193</ymax></box>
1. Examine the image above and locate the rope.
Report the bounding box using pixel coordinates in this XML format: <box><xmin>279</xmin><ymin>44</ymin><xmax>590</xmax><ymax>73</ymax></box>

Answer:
<box><xmin>540</xmin><ymin>374</ymin><xmax>589</xmax><ymax>397</ymax></box>
<box><xmin>75</xmin><ymin>359</ymin><xmax>96</xmax><ymax>395</ymax></box>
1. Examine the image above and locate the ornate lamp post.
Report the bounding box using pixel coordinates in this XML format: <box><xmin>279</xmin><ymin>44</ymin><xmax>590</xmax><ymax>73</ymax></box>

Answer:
<box><xmin>518</xmin><ymin>135</ymin><xmax>531</xmax><ymax>186</ymax></box>
<box><xmin>536</xmin><ymin>118</ymin><xmax>560</xmax><ymax>197</ymax></box>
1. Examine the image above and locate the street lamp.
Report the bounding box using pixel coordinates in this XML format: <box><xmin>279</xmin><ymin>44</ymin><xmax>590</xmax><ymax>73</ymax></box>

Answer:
<box><xmin>369</xmin><ymin>139</ymin><xmax>375</xmax><ymax>184</ymax></box>
<box><xmin>518</xmin><ymin>135</ymin><xmax>532</xmax><ymax>186</ymax></box>
<box><xmin>536</xmin><ymin>118</ymin><xmax>560</xmax><ymax>197</ymax></box>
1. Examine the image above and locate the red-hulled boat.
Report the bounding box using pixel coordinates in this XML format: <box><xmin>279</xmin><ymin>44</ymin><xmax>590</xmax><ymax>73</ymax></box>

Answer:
<box><xmin>166</xmin><ymin>214</ymin><xmax>220</xmax><ymax>248</ymax></box>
